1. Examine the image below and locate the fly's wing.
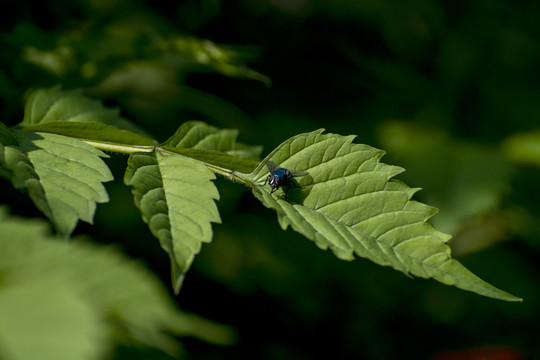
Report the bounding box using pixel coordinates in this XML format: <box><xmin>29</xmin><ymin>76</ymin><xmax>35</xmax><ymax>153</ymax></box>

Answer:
<box><xmin>266</xmin><ymin>161</ymin><xmax>280</xmax><ymax>174</ymax></box>
<box><xmin>289</xmin><ymin>170</ymin><xmax>309</xmax><ymax>178</ymax></box>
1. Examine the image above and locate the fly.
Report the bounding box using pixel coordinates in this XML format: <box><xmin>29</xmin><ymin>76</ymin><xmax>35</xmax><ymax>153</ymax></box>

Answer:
<box><xmin>264</xmin><ymin>161</ymin><xmax>309</xmax><ymax>199</ymax></box>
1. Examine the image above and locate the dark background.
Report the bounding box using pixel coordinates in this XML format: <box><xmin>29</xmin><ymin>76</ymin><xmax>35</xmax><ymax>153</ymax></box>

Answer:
<box><xmin>1</xmin><ymin>0</ymin><xmax>539</xmax><ymax>359</ymax></box>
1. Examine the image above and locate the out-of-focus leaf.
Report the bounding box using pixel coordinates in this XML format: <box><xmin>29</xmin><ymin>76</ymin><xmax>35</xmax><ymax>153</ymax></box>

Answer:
<box><xmin>8</xmin><ymin>18</ymin><xmax>270</xmax><ymax>88</ymax></box>
<box><xmin>242</xmin><ymin>129</ymin><xmax>521</xmax><ymax>302</ymax></box>
<box><xmin>22</xmin><ymin>45</ymin><xmax>77</xmax><ymax>77</ymax></box>
<box><xmin>158</xmin><ymin>36</ymin><xmax>271</xmax><ymax>85</ymax></box>
<box><xmin>124</xmin><ymin>151</ymin><xmax>220</xmax><ymax>293</ymax></box>
<box><xmin>0</xmin><ymin>280</ymin><xmax>105</xmax><ymax>360</ymax></box>
<box><xmin>502</xmin><ymin>129</ymin><xmax>540</xmax><ymax>166</ymax></box>
<box><xmin>0</xmin><ymin>210</ymin><xmax>236</xmax><ymax>360</ymax></box>
<box><xmin>378</xmin><ymin>121</ymin><xmax>510</xmax><ymax>233</ymax></box>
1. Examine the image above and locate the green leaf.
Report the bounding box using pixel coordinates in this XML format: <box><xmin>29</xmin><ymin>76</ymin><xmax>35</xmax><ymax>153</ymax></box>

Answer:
<box><xmin>2</xmin><ymin>130</ymin><xmax>113</xmax><ymax>236</ymax></box>
<box><xmin>22</xmin><ymin>122</ymin><xmax>157</xmax><ymax>146</ymax></box>
<box><xmin>0</xmin><ymin>211</ymin><xmax>236</xmax><ymax>360</ymax></box>
<box><xmin>502</xmin><ymin>129</ymin><xmax>540</xmax><ymax>166</ymax></box>
<box><xmin>21</xmin><ymin>45</ymin><xmax>76</xmax><ymax>77</ymax></box>
<box><xmin>162</xmin><ymin>120</ymin><xmax>261</xmax><ymax>173</ymax></box>
<box><xmin>158</xmin><ymin>36</ymin><xmax>271</xmax><ymax>85</ymax></box>
<box><xmin>163</xmin><ymin>120</ymin><xmax>262</xmax><ymax>160</ymax></box>
<box><xmin>0</xmin><ymin>122</ymin><xmax>17</xmax><ymax>146</ymax></box>
<box><xmin>124</xmin><ymin>150</ymin><xmax>221</xmax><ymax>293</ymax></box>
<box><xmin>244</xmin><ymin>129</ymin><xmax>521</xmax><ymax>302</ymax></box>
<box><xmin>0</xmin><ymin>280</ymin><xmax>106</xmax><ymax>360</ymax></box>
<box><xmin>164</xmin><ymin>147</ymin><xmax>259</xmax><ymax>174</ymax></box>
<box><xmin>21</xmin><ymin>86</ymin><xmax>153</xmax><ymax>139</ymax></box>
<box><xmin>0</xmin><ymin>124</ymin><xmax>19</xmax><ymax>179</ymax></box>
<box><xmin>378</xmin><ymin>121</ymin><xmax>510</xmax><ymax>234</ymax></box>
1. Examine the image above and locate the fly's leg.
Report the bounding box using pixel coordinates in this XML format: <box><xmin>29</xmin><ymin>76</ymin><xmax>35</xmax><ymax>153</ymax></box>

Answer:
<box><xmin>281</xmin><ymin>184</ymin><xmax>292</xmax><ymax>201</ymax></box>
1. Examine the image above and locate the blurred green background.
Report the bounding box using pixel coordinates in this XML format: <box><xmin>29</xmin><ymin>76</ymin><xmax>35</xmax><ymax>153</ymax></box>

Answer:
<box><xmin>1</xmin><ymin>0</ymin><xmax>540</xmax><ymax>359</ymax></box>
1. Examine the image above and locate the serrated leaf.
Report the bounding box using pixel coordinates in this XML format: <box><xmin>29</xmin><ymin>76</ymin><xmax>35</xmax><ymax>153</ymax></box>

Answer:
<box><xmin>21</xmin><ymin>86</ymin><xmax>153</xmax><ymax>139</ymax></box>
<box><xmin>163</xmin><ymin>120</ymin><xmax>262</xmax><ymax>160</ymax></box>
<box><xmin>3</xmin><ymin>131</ymin><xmax>113</xmax><ymax>236</ymax></box>
<box><xmin>0</xmin><ymin>211</ymin><xmax>236</xmax><ymax>360</ymax></box>
<box><xmin>161</xmin><ymin>121</ymin><xmax>261</xmax><ymax>173</ymax></box>
<box><xmin>244</xmin><ymin>129</ymin><xmax>521</xmax><ymax>302</ymax></box>
<box><xmin>124</xmin><ymin>150</ymin><xmax>221</xmax><ymax>293</ymax></box>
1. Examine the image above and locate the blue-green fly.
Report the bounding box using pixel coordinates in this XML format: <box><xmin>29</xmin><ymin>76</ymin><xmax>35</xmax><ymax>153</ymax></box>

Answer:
<box><xmin>264</xmin><ymin>161</ymin><xmax>309</xmax><ymax>199</ymax></box>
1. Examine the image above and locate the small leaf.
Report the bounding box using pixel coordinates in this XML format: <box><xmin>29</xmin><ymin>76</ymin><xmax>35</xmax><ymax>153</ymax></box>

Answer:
<box><xmin>158</xmin><ymin>36</ymin><xmax>271</xmax><ymax>85</ymax></box>
<box><xmin>21</xmin><ymin>86</ymin><xmax>153</xmax><ymax>139</ymax></box>
<box><xmin>2</xmin><ymin>130</ymin><xmax>113</xmax><ymax>236</ymax></box>
<box><xmin>21</xmin><ymin>45</ymin><xmax>76</xmax><ymax>77</ymax></box>
<box><xmin>125</xmin><ymin>150</ymin><xmax>221</xmax><ymax>293</ymax></box>
<box><xmin>244</xmin><ymin>129</ymin><xmax>521</xmax><ymax>302</ymax></box>
<box><xmin>161</xmin><ymin>121</ymin><xmax>261</xmax><ymax>173</ymax></box>
<box><xmin>163</xmin><ymin>120</ymin><xmax>262</xmax><ymax>160</ymax></box>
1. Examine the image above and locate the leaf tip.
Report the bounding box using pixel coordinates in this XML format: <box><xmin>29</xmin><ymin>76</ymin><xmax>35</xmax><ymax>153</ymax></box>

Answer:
<box><xmin>173</xmin><ymin>274</ymin><xmax>185</xmax><ymax>295</ymax></box>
